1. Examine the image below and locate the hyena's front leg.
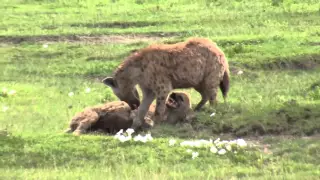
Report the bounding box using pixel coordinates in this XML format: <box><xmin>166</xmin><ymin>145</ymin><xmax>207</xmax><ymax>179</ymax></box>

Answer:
<box><xmin>131</xmin><ymin>88</ymin><xmax>155</xmax><ymax>129</ymax></box>
<box><xmin>154</xmin><ymin>91</ymin><xmax>171</xmax><ymax>123</ymax></box>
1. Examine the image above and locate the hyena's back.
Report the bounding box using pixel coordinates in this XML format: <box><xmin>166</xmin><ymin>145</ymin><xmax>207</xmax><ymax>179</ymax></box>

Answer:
<box><xmin>137</xmin><ymin>38</ymin><xmax>227</xmax><ymax>89</ymax></box>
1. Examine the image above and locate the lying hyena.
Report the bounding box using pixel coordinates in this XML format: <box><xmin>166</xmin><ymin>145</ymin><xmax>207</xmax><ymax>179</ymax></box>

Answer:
<box><xmin>103</xmin><ymin>37</ymin><xmax>229</xmax><ymax>129</ymax></box>
<box><xmin>65</xmin><ymin>92</ymin><xmax>195</xmax><ymax>135</ymax></box>
<box><xmin>64</xmin><ymin>101</ymin><xmax>132</xmax><ymax>136</ymax></box>
<box><xmin>134</xmin><ymin>91</ymin><xmax>196</xmax><ymax>125</ymax></box>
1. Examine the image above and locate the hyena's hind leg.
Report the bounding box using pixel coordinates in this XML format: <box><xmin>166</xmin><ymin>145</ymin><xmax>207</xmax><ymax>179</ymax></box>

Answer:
<box><xmin>73</xmin><ymin>111</ymin><xmax>99</xmax><ymax>136</ymax></box>
<box><xmin>194</xmin><ymin>73</ymin><xmax>222</xmax><ymax>111</ymax></box>
<box><xmin>206</xmin><ymin>77</ymin><xmax>222</xmax><ymax>108</ymax></box>
<box><xmin>209</xmin><ymin>88</ymin><xmax>219</xmax><ymax>106</ymax></box>
<box><xmin>64</xmin><ymin>118</ymin><xmax>82</xmax><ymax>133</ymax></box>
<box><xmin>64</xmin><ymin>129</ymin><xmax>73</xmax><ymax>133</ymax></box>
<box><xmin>194</xmin><ymin>86</ymin><xmax>209</xmax><ymax>111</ymax></box>
<box><xmin>64</xmin><ymin>125</ymin><xmax>76</xmax><ymax>134</ymax></box>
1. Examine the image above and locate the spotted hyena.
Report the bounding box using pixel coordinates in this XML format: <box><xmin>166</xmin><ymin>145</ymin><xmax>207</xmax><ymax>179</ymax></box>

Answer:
<box><xmin>132</xmin><ymin>91</ymin><xmax>196</xmax><ymax>126</ymax></box>
<box><xmin>65</xmin><ymin>92</ymin><xmax>195</xmax><ymax>135</ymax></box>
<box><xmin>153</xmin><ymin>91</ymin><xmax>195</xmax><ymax>125</ymax></box>
<box><xmin>103</xmin><ymin>37</ymin><xmax>229</xmax><ymax>129</ymax></box>
<box><xmin>64</xmin><ymin>101</ymin><xmax>133</xmax><ymax>136</ymax></box>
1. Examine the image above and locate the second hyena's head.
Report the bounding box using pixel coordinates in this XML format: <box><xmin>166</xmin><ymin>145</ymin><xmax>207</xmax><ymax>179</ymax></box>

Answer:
<box><xmin>166</xmin><ymin>92</ymin><xmax>192</xmax><ymax>110</ymax></box>
<box><xmin>165</xmin><ymin>92</ymin><xmax>195</xmax><ymax>124</ymax></box>
<box><xmin>102</xmin><ymin>77</ymin><xmax>140</xmax><ymax>110</ymax></box>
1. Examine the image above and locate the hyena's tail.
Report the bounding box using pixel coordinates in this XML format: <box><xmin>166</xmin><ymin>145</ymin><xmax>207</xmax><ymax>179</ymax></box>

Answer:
<box><xmin>219</xmin><ymin>69</ymin><xmax>230</xmax><ymax>101</ymax></box>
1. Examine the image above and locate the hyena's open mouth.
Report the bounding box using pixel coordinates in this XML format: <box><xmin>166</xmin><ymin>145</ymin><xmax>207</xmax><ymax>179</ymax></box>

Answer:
<box><xmin>166</xmin><ymin>93</ymin><xmax>180</xmax><ymax>109</ymax></box>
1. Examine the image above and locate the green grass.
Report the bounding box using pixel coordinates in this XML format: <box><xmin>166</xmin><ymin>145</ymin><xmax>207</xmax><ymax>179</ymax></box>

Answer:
<box><xmin>1</xmin><ymin>0</ymin><xmax>320</xmax><ymax>179</ymax></box>
<box><xmin>1</xmin><ymin>134</ymin><xmax>319</xmax><ymax>179</ymax></box>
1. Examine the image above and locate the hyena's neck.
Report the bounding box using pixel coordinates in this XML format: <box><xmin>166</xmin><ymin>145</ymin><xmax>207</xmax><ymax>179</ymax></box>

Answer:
<box><xmin>116</xmin><ymin>61</ymin><xmax>142</xmax><ymax>85</ymax></box>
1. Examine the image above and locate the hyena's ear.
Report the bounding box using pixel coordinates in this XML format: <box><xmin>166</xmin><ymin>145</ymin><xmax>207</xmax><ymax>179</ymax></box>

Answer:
<box><xmin>102</xmin><ymin>77</ymin><xmax>117</xmax><ymax>88</ymax></box>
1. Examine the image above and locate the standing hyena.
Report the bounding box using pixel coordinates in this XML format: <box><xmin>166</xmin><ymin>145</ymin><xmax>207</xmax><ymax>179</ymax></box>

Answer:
<box><xmin>102</xmin><ymin>37</ymin><xmax>230</xmax><ymax>129</ymax></box>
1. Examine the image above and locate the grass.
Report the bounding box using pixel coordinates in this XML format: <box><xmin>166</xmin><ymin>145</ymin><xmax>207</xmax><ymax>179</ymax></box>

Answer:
<box><xmin>1</xmin><ymin>0</ymin><xmax>320</xmax><ymax>179</ymax></box>
<box><xmin>1</xmin><ymin>134</ymin><xmax>319</xmax><ymax>179</ymax></box>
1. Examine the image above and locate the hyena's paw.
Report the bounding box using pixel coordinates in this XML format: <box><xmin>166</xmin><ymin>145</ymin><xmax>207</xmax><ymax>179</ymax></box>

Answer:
<box><xmin>142</xmin><ymin>117</ymin><xmax>154</xmax><ymax>129</ymax></box>
<box><xmin>73</xmin><ymin>129</ymin><xmax>84</xmax><ymax>136</ymax></box>
<box><xmin>64</xmin><ymin>128</ymin><xmax>73</xmax><ymax>134</ymax></box>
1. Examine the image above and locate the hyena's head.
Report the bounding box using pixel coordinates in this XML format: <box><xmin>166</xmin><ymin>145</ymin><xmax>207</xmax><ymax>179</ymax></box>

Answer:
<box><xmin>166</xmin><ymin>92</ymin><xmax>191</xmax><ymax>110</ymax></box>
<box><xmin>166</xmin><ymin>92</ymin><xmax>195</xmax><ymax>123</ymax></box>
<box><xmin>102</xmin><ymin>77</ymin><xmax>140</xmax><ymax>110</ymax></box>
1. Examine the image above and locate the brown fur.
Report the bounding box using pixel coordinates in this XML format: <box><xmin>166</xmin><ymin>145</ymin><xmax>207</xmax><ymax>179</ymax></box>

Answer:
<box><xmin>65</xmin><ymin>92</ymin><xmax>195</xmax><ymax>135</ymax></box>
<box><xmin>103</xmin><ymin>37</ymin><xmax>229</xmax><ymax>129</ymax></box>
<box><xmin>166</xmin><ymin>92</ymin><xmax>196</xmax><ymax>124</ymax></box>
<box><xmin>131</xmin><ymin>91</ymin><xmax>195</xmax><ymax>125</ymax></box>
<box><xmin>64</xmin><ymin>101</ymin><xmax>132</xmax><ymax>136</ymax></box>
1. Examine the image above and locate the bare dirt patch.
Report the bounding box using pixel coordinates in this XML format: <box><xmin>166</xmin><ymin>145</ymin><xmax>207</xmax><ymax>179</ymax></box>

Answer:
<box><xmin>303</xmin><ymin>41</ymin><xmax>320</xmax><ymax>46</ymax></box>
<box><xmin>243</xmin><ymin>54</ymin><xmax>320</xmax><ymax>70</ymax></box>
<box><xmin>69</xmin><ymin>21</ymin><xmax>163</xmax><ymax>29</ymax></box>
<box><xmin>0</xmin><ymin>33</ymin><xmax>180</xmax><ymax>45</ymax></box>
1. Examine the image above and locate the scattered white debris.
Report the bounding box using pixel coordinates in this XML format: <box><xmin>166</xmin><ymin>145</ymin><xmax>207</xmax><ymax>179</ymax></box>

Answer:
<box><xmin>218</xmin><ymin>149</ymin><xmax>227</xmax><ymax>155</ymax></box>
<box><xmin>215</xmin><ymin>140</ymin><xmax>230</xmax><ymax>148</ymax></box>
<box><xmin>180</xmin><ymin>139</ymin><xmax>213</xmax><ymax>148</ymax></box>
<box><xmin>237</xmin><ymin>70</ymin><xmax>243</xmax><ymax>75</ymax></box>
<box><xmin>181</xmin><ymin>138</ymin><xmax>248</xmax><ymax>156</ymax></box>
<box><xmin>192</xmin><ymin>152</ymin><xmax>199</xmax><ymax>159</ymax></box>
<box><xmin>7</xmin><ymin>90</ymin><xmax>16</xmax><ymax>96</ymax></box>
<box><xmin>214</xmin><ymin>138</ymin><xmax>220</xmax><ymax>144</ymax></box>
<box><xmin>85</xmin><ymin>88</ymin><xmax>91</xmax><ymax>93</ymax></box>
<box><xmin>169</xmin><ymin>139</ymin><xmax>176</xmax><ymax>146</ymax></box>
<box><xmin>68</xmin><ymin>92</ymin><xmax>74</xmax><ymax>97</ymax></box>
<box><xmin>2</xmin><ymin>106</ymin><xmax>9</xmax><ymax>112</ymax></box>
<box><xmin>145</xmin><ymin>133</ymin><xmax>153</xmax><ymax>141</ymax></box>
<box><xmin>236</xmin><ymin>139</ymin><xmax>247</xmax><ymax>148</ymax></box>
<box><xmin>115</xmin><ymin>130</ymin><xmax>153</xmax><ymax>143</ymax></box>
<box><xmin>225</xmin><ymin>144</ymin><xmax>232</xmax><ymax>151</ymax></box>
<box><xmin>210</xmin><ymin>146</ymin><xmax>218</xmax><ymax>153</ymax></box>
<box><xmin>2</xmin><ymin>88</ymin><xmax>8</xmax><ymax>92</ymax></box>
<box><xmin>132</xmin><ymin>134</ymin><xmax>153</xmax><ymax>143</ymax></box>
<box><xmin>112</xmin><ymin>129</ymin><xmax>249</xmax><ymax>158</ymax></box>
<box><xmin>2</xmin><ymin>88</ymin><xmax>8</xmax><ymax>94</ymax></box>
<box><xmin>116</xmin><ymin>129</ymin><xmax>124</xmax><ymax>135</ymax></box>
<box><xmin>1</xmin><ymin>88</ymin><xmax>16</xmax><ymax>97</ymax></box>
<box><xmin>117</xmin><ymin>135</ymin><xmax>131</xmax><ymax>142</ymax></box>
<box><xmin>126</xmin><ymin>128</ymin><xmax>134</xmax><ymax>136</ymax></box>
<box><xmin>114</xmin><ymin>129</ymin><xmax>124</xmax><ymax>139</ymax></box>
<box><xmin>133</xmin><ymin>134</ymin><xmax>143</xmax><ymax>142</ymax></box>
